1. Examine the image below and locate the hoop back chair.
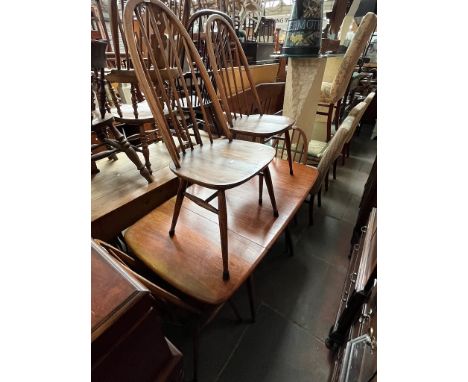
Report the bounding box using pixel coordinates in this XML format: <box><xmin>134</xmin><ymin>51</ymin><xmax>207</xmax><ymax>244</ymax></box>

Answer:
<box><xmin>316</xmin><ymin>12</ymin><xmax>377</xmax><ymax>142</ymax></box>
<box><xmin>205</xmin><ymin>14</ymin><xmax>295</xmax><ymax>175</ymax></box>
<box><xmin>123</xmin><ymin>0</ymin><xmax>279</xmax><ymax>280</ymax></box>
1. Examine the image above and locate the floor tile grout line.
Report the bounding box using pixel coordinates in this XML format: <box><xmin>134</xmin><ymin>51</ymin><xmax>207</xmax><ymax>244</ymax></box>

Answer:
<box><xmin>213</xmin><ymin>304</ymin><xmax>262</xmax><ymax>382</ymax></box>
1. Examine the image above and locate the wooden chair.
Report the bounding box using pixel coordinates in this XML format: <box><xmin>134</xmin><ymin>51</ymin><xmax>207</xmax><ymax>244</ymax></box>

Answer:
<box><xmin>123</xmin><ymin>0</ymin><xmax>279</xmax><ymax>280</ymax></box>
<box><xmin>204</xmin><ymin>14</ymin><xmax>295</xmax><ymax>176</ymax></box>
<box><xmin>272</xmin><ymin>127</ymin><xmax>308</xmax><ymax>256</ymax></box>
<box><xmin>91</xmin><ymin>40</ymin><xmax>153</xmax><ymax>182</ymax></box>
<box><xmin>309</xmin><ymin>120</ymin><xmax>352</xmax><ymax>225</ymax></box>
<box><xmin>94</xmin><ymin>239</ymin><xmax>255</xmax><ymax>382</ymax></box>
<box><xmin>308</xmin><ymin>99</ymin><xmax>370</xmax><ymax>190</ymax></box>
<box><xmin>342</xmin><ymin>92</ymin><xmax>376</xmax><ymax>160</ymax></box>
<box><xmin>315</xmin><ymin>12</ymin><xmax>377</xmax><ymax>143</ymax></box>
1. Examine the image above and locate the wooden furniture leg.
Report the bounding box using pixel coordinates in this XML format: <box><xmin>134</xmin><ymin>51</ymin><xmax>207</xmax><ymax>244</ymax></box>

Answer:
<box><xmin>92</xmin><ymin>160</ymin><xmax>100</xmax><ymax>174</ymax></box>
<box><xmin>318</xmin><ymin>187</ymin><xmax>322</xmax><ymax>207</ymax></box>
<box><xmin>263</xmin><ymin>166</ymin><xmax>279</xmax><ymax>217</ymax></box>
<box><xmin>333</xmin><ymin>159</ymin><xmax>338</xmax><ymax>180</ymax></box>
<box><xmin>109</xmin><ymin>123</ymin><xmax>153</xmax><ymax>183</ymax></box>
<box><xmin>217</xmin><ymin>190</ymin><xmax>230</xmax><ymax>281</ymax></box>
<box><xmin>325</xmin><ymin>169</ymin><xmax>329</xmax><ymax>191</ymax></box>
<box><xmin>247</xmin><ymin>276</ymin><xmax>256</xmax><ymax>322</ymax></box>
<box><xmin>258</xmin><ymin>173</ymin><xmax>263</xmax><ymax>205</ymax></box>
<box><xmin>169</xmin><ymin>179</ymin><xmax>187</xmax><ymax>237</ymax></box>
<box><xmin>139</xmin><ymin>124</ymin><xmax>152</xmax><ymax>174</ymax></box>
<box><xmin>309</xmin><ymin>193</ymin><xmax>315</xmax><ymax>226</ymax></box>
<box><xmin>284</xmin><ymin>129</ymin><xmax>294</xmax><ymax>175</ymax></box>
<box><xmin>334</xmin><ymin>98</ymin><xmax>342</xmax><ymax>131</ymax></box>
<box><xmin>326</xmin><ymin>104</ymin><xmax>334</xmax><ymax>142</ymax></box>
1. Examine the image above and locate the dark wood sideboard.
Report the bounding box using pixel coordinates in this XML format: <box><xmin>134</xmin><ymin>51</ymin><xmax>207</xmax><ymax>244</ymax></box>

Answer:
<box><xmin>327</xmin><ymin>208</ymin><xmax>377</xmax><ymax>382</ymax></box>
<box><xmin>91</xmin><ymin>241</ymin><xmax>183</xmax><ymax>382</ymax></box>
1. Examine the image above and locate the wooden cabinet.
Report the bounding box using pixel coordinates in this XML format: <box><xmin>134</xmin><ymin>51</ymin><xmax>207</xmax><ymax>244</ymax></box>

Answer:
<box><xmin>327</xmin><ymin>209</ymin><xmax>377</xmax><ymax>382</ymax></box>
<box><xmin>91</xmin><ymin>241</ymin><xmax>183</xmax><ymax>382</ymax></box>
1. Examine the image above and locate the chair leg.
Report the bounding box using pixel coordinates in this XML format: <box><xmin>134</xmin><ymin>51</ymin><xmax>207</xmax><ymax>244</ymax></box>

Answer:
<box><xmin>309</xmin><ymin>193</ymin><xmax>315</xmax><ymax>226</ymax></box>
<box><xmin>346</xmin><ymin>142</ymin><xmax>351</xmax><ymax>158</ymax></box>
<box><xmin>218</xmin><ymin>190</ymin><xmax>230</xmax><ymax>281</ymax></box>
<box><xmin>341</xmin><ymin>149</ymin><xmax>346</xmax><ymax>166</ymax></box>
<box><xmin>325</xmin><ymin>170</ymin><xmax>329</xmax><ymax>192</ymax></box>
<box><xmin>285</xmin><ymin>226</ymin><xmax>294</xmax><ymax>257</ymax></box>
<box><xmin>326</xmin><ymin>104</ymin><xmax>334</xmax><ymax>142</ymax></box>
<box><xmin>110</xmin><ymin>123</ymin><xmax>153</xmax><ymax>183</ymax></box>
<box><xmin>139</xmin><ymin>124</ymin><xmax>152</xmax><ymax>174</ymax></box>
<box><xmin>263</xmin><ymin>166</ymin><xmax>279</xmax><ymax>217</ymax></box>
<box><xmin>318</xmin><ymin>187</ymin><xmax>322</xmax><ymax>207</ymax></box>
<box><xmin>333</xmin><ymin>159</ymin><xmax>338</xmax><ymax>180</ymax></box>
<box><xmin>246</xmin><ymin>276</ymin><xmax>256</xmax><ymax>323</ymax></box>
<box><xmin>91</xmin><ymin>160</ymin><xmax>99</xmax><ymax>174</ymax></box>
<box><xmin>169</xmin><ymin>179</ymin><xmax>187</xmax><ymax>237</ymax></box>
<box><xmin>284</xmin><ymin>129</ymin><xmax>294</xmax><ymax>175</ymax></box>
<box><xmin>258</xmin><ymin>173</ymin><xmax>263</xmax><ymax>205</ymax></box>
<box><xmin>334</xmin><ymin>98</ymin><xmax>342</xmax><ymax>129</ymax></box>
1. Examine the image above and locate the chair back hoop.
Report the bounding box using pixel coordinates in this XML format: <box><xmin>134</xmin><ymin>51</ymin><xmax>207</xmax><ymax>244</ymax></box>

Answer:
<box><xmin>274</xmin><ymin>127</ymin><xmax>308</xmax><ymax>165</ymax></box>
<box><xmin>93</xmin><ymin>239</ymin><xmax>200</xmax><ymax>314</ymax></box>
<box><xmin>330</xmin><ymin>12</ymin><xmax>377</xmax><ymax>102</ymax></box>
<box><xmin>205</xmin><ymin>14</ymin><xmax>264</xmax><ymax>126</ymax></box>
<box><xmin>313</xmin><ymin>123</ymin><xmax>350</xmax><ymax>193</ymax></box>
<box><xmin>123</xmin><ymin>0</ymin><xmax>233</xmax><ymax>169</ymax></box>
<box><xmin>185</xmin><ymin>10</ymin><xmax>234</xmax><ymax>123</ymax></box>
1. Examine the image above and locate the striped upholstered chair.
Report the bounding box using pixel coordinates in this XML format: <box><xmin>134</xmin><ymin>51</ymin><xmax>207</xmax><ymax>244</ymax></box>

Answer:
<box><xmin>308</xmin><ymin>119</ymin><xmax>352</xmax><ymax>225</ymax></box>
<box><xmin>314</xmin><ymin>12</ymin><xmax>377</xmax><ymax>144</ymax></box>
<box><xmin>307</xmin><ymin>100</ymin><xmax>365</xmax><ymax>190</ymax></box>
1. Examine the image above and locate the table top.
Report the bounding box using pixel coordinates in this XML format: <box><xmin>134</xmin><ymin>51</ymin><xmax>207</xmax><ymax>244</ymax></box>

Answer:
<box><xmin>91</xmin><ymin>241</ymin><xmax>147</xmax><ymax>341</ymax></box>
<box><xmin>125</xmin><ymin>158</ymin><xmax>318</xmax><ymax>305</ymax></box>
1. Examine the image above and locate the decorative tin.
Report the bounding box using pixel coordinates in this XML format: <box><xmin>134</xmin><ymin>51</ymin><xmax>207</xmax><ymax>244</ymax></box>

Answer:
<box><xmin>281</xmin><ymin>0</ymin><xmax>323</xmax><ymax>57</ymax></box>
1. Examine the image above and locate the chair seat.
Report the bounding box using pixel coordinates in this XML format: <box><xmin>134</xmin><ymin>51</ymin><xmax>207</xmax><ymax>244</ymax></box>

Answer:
<box><xmin>91</xmin><ymin>111</ymin><xmax>114</xmax><ymax>128</ymax></box>
<box><xmin>111</xmin><ymin>101</ymin><xmax>156</xmax><ymax>124</ymax></box>
<box><xmin>307</xmin><ymin>139</ymin><xmax>329</xmax><ymax>159</ymax></box>
<box><xmin>230</xmin><ymin>114</ymin><xmax>294</xmax><ymax>137</ymax></box>
<box><xmin>169</xmin><ymin>139</ymin><xmax>275</xmax><ymax>189</ymax></box>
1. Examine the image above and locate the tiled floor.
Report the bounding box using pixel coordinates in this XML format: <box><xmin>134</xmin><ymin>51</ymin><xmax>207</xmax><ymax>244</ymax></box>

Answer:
<box><xmin>164</xmin><ymin>124</ymin><xmax>377</xmax><ymax>382</ymax></box>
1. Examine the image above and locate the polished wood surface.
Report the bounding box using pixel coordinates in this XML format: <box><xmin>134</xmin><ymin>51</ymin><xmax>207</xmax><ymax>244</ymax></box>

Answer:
<box><xmin>92</xmin><ymin>243</ymin><xmax>147</xmax><ymax>341</ymax></box>
<box><xmin>231</xmin><ymin>114</ymin><xmax>294</xmax><ymax>136</ymax></box>
<box><xmin>125</xmin><ymin>159</ymin><xmax>318</xmax><ymax>305</ymax></box>
<box><xmin>169</xmin><ymin>139</ymin><xmax>275</xmax><ymax>189</ymax></box>
<box><xmin>92</xmin><ymin>241</ymin><xmax>184</xmax><ymax>382</ymax></box>
<box><xmin>92</xmin><ymin>142</ymin><xmax>178</xmax><ymax>241</ymax></box>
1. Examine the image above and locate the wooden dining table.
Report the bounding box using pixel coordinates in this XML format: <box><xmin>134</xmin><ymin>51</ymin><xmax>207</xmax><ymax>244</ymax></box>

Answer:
<box><xmin>124</xmin><ymin>158</ymin><xmax>319</xmax><ymax>305</ymax></box>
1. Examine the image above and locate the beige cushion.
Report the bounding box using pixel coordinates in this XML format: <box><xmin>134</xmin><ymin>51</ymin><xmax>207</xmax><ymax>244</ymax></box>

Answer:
<box><xmin>307</xmin><ymin>139</ymin><xmax>328</xmax><ymax>159</ymax></box>
<box><xmin>311</xmin><ymin>126</ymin><xmax>349</xmax><ymax>194</ymax></box>
<box><xmin>319</xmin><ymin>13</ymin><xmax>377</xmax><ymax>104</ymax></box>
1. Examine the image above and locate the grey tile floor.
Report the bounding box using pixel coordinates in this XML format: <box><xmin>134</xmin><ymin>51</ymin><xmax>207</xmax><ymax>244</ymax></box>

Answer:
<box><xmin>164</xmin><ymin>124</ymin><xmax>377</xmax><ymax>382</ymax></box>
